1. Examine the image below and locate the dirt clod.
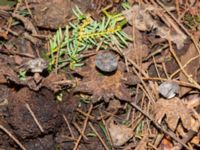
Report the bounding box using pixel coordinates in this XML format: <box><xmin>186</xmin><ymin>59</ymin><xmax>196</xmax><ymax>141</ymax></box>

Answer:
<box><xmin>7</xmin><ymin>88</ymin><xmax>62</xmax><ymax>139</ymax></box>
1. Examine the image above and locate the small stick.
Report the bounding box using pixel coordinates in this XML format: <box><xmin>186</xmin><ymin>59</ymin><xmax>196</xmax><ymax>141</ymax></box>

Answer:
<box><xmin>63</xmin><ymin>114</ymin><xmax>75</xmax><ymax>138</ymax></box>
<box><xmin>162</xmin><ymin>62</ymin><xmax>170</xmax><ymax>79</ymax></box>
<box><xmin>53</xmin><ymin>80</ymin><xmax>74</xmax><ymax>85</ymax></box>
<box><xmin>25</xmin><ymin>103</ymin><xmax>44</xmax><ymax>133</ymax></box>
<box><xmin>5</xmin><ymin>1</ymin><xmax>21</xmax><ymax>36</ymax></box>
<box><xmin>3</xmin><ymin>27</ymin><xmax>19</xmax><ymax>36</ymax></box>
<box><xmin>23</xmin><ymin>0</ymin><xmax>33</xmax><ymax>18</ymax></box>
<box><xmin>0</xmin><ymin>50</ymin><xmax>35</xmax><ymax>58</ymax></box>
<box><xmin>153</xmin><ymin>56</ymin><xmax>161</xmax><ymax>79</ymax></box>
<box><xmin>99</xmin><ymin>111</ymin><xmax>114</xmax><ymax>147</ymax></box>
<box><xmin>175</xmin><ymin>0</ymin><xmax>180</xmax><ymax>19</ymax></box>
<box><xmin>89</xmin><ymin>122</ymin><xmax>109</xmax><ymax>150</ymax></box>
<box><xmin>72</xmin><ymin>122</ymin><xmax>88</xmax><ymax>140</ymax></box>
<box><xmin>0</xmin><ymin>124</ymin><xmax>26</xmax><ymax>150</ymax></box>
<box><xmin>76</xmin><ymin>108</ymin><xmax>95</xmax><ymax>120</ymax></box>
<box><xmin>62</xmin><ymin>135</ymin><xmax>77</xmax><ymax>141</ymax></box>
<box><xmin>143</xmin><ymin>76</ymin><xmax>200</xmax><ymax>94</ymax></box>
<box><xmin>73</xmin><ymin>104</ymin><xmax>93</xmax><ymax>150</ymax></box>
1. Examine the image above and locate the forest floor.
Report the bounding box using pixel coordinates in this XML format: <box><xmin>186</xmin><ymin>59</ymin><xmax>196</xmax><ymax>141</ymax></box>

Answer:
<box><xmin>0</xmin><ymin>0</ymin><xmax>200</xmax><ymax>150</ymax></box>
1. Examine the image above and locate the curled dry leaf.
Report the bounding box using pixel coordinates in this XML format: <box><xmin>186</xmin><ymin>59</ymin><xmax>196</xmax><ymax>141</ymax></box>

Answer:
<box><xmin>74</xmin><ymin>56</ymin><xmax>131</xmax><ymax>103</ymax></box>
<box><xmin>122</xmin><ymin>4</ymin><xmax>187</xmax><ymax>49</ymax></box>
<box><xmin>152</xmin><ymin>97</ymin><xmax>199</xmax><ymax>131</ymax></box>
<box><xmin>107</xmin><ymin>119</ymin><xmax>133</xmax><ymax>147</ymax></box>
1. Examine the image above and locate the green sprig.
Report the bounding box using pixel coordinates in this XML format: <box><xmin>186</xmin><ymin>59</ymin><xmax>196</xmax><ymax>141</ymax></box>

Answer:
<box><xmin>48</xmin><ymin>6</ymin><xmax>131</xmax><ymax>70</ymax></box>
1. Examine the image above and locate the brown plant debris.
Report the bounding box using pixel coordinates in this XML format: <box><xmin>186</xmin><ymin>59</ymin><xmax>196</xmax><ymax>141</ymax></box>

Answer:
<box><xmin>107</xmin><ymin>118</ymin><xmax>134</xmax><ymax>147</ymax></box>
<box><xmin>74</xmin><ymin>55</ymin><xmax>131</xmax><ymax>103</ymax></box>
<box><xmin>179</xmin><ymin>43</ymin><xmax>200</xmax><ymax>96</ymax></box>
<box><xmin>123</xmin><ymin>4</ymin><xmax>187</xmax><ymax>49</ymax></box>
<box><xmin>33</xmin><ymin>0</ymin><xmax>74</xmax><ymax>29</ymax></box>
<box><xmin>152</xmin><ymin>97</ymin><xmax>199</xmax><ymax>132</ymax></box>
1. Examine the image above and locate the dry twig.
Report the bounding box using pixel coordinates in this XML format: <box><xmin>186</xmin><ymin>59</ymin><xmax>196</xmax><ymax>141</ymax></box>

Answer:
<box><xmin>76</xmin><ymin>108</ymin><xmax>95</xmax><ymax>120</ymax></box>
<box><xmin>25</xmin><ymin>103</ymin><xmax>44</xmax><ymax>133</ymax></box>
<box><xmin>72</xmin><ymin>122</ymin><xmax>88</xmax><ymax>140</ymax></box>
<box><xmin>89</xmin><ymin>122</ymin><xmax>109</xmax><ymax>150</ymax></box>
<box><xmin>73</xmin><ymin>104</ymin><xmax>93</xmax><ymax>150</ymax></box>
<box><xmin>0</xmin><ymin>124</ymin><xmax>26</xmax><ymax>150</ymax></box>
<box><xmin>63</xmin><ymin>114</ymin><xmax>75</xmax><ymax>138</ymax></box>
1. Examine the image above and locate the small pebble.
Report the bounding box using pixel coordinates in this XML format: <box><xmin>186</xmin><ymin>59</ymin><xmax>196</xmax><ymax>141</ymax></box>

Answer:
<box><xmin>95</xmin><ymin>51</ymin><xmax>118</xmax><ymax>73</ymax></box>
<box><xmin>159</xmin><ymin>81</ymin><xmax>180</xmax><ymax>99</ymax></box>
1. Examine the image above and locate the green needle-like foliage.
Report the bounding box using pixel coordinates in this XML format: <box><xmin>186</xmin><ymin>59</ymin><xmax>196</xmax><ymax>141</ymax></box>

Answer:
<box><xmin>48</xmin><ymin>6</ymin><xmax>131</xmax><ymax>70</ymax></box>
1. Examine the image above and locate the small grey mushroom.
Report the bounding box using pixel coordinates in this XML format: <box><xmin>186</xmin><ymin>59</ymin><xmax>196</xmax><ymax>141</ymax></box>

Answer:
<box><xmin>26</xmin><ymin>58</ymin><xmax>48</xmax><ymax>73</ymax></box>
<box><xmin>95</xmin><ymin>51</ymin><xmax>118</xmax><ymax>73</ymax></box>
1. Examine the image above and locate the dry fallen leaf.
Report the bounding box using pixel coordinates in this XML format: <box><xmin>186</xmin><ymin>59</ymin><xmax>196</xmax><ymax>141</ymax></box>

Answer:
<box><xmin>42</xmin><ymin>72</ymin><xmax>67</xmax><ymax>92</ymax></box>
<box><xmin>33</xmin><ymin>0</ymin><xmax>73</xmax><ymax>29</ymax></box>
<box><xmin>124</xmin><ymin>30</ymin><xmax>149</xmax><ymax>63</ymax></box>
<box><xmin>152</xmin><ymin>97</ymin><xmax>197</xmax><ymax>131</ymax></box>
<box><xmin>107</xmin><ymin>99</ymin><xmax>122</xmax><ymax>111</ymax></box>
<box><xmin>179</xmin><ymin>43</ymin><xmax>200</xmax><ymax>96</ymax></box>
<box><xmin>107</xmin><ymin>118</ymin><xmax>133</xmax><ymax>147</ymax></box>
<box><xmin>123</xmin><ymin>4</ymin><xmax>187</xmax><ymax>49</ymax></box>
<box><xmin>185</xmin><ymin>94</ymin><xmax>200</xmax><ymax>109</ymax></box>
<box><xmin>74</xmin><ymin>56</ymin><xmax>131</xmax><ymax>103</ymax></box>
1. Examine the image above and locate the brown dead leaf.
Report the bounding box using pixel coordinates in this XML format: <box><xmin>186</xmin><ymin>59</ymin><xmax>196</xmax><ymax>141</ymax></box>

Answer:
<box><xmin>42</xmin><ymin>72</ymin><xmax>67</xmax><ymax>92</ymax></box>
<box><xmin>123</xmin><ymin>4</ymin><xmax>187</xmax><ymax>49</ymax></box>
<box><xmin>124</xmin><ymin>30</ymin><xmax>149</xmax><ymax>63</ymax></box>
<box><xmin>179</xmin><ymin>43</ymin><xmax>200</xmax><ymax>96</ymax></box>
<box><xmin>74</xmin><ymin>56</ymin><xmax>131</xmax><ymax>103</ymax></box>
<box><xmin>185</xmin><ymin>94</ymin><xmax>200</xmax><ymax>109</ymax></box>
<box><xmin>153</xmin><ymin>97</ymin><xmax>196</xmax><ymax>131</ymax></box>
<box><xmin>0</xmin><ymin>63</ymin><xmax>17</xmax><ymax>84</ymax></box>
<box><xmin>33</xmin><ymin>0</ymin><xmax>73</xmax><ymax>29</ymax></box>
<box><xmin>107</xmin><ymin>99</ymin><xmax>122</xmax><ymax>111</ymax></box>
<box><xmin>12</xmin><ymin>13</ymin><xmax>37</xmax><ymax>35</ymax></box>
<box><xmin>107</xmin><ymin>118</ymin><xmax>133</xmax><ymax>147</ymax></box>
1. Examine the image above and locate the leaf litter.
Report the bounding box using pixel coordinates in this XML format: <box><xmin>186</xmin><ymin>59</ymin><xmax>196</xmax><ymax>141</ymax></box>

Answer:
<box><xmin>0</xmin><ymin>0</ymin><xmax>200</xmax><ymax>149</ymax></box>
<box><xmin>74</xmin><ymin>55</ymin><xmax>131</xmax><ymax>103</ymax></box>
<box><xmin>152</xmin><ymin>97</ymin><xmax>199</xmax><ymax>132</ymax></box>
